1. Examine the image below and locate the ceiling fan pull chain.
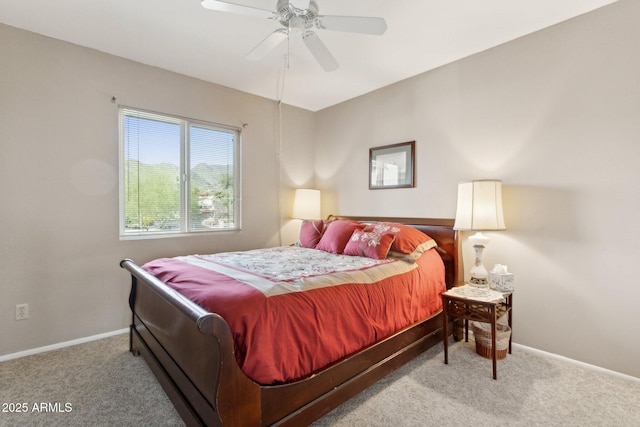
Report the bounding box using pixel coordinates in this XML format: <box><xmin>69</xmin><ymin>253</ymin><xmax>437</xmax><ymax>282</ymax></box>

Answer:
<box><xmin>286</xmin><ymin>25</ymin><xmax>291</xmax><ymax>69</ymax></box>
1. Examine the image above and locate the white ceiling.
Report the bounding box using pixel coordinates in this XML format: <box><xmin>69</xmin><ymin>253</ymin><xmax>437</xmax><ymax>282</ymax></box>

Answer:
<box><xmin>0</xmin><ymin>0</ymin><xmax>617</xmax><ymax>111</ymax></box>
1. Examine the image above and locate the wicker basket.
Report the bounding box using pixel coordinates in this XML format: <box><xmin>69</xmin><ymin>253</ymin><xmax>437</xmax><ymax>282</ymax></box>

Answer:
<box><xmin>471</xmin><ymin>321</ymin><xmax>511</xmax><ymax>360</ymax></box>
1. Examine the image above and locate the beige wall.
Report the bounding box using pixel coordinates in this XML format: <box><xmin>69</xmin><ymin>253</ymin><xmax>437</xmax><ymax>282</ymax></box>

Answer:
<box><xmin>0</xmin><ymin>24</ymin><xmax>315</xmax><ymax>355</ymax></box>
<box><xmin>316</xmin><ymin>0</ymin><xmax>640</xmax><ymax>378</ymax></box>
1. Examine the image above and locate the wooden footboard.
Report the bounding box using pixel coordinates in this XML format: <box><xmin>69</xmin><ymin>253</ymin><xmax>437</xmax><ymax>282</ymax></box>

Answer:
<box><xmin>120</xmin><ymin>217</ymin><xmax>460</xmax><ymax>426</ymax></box>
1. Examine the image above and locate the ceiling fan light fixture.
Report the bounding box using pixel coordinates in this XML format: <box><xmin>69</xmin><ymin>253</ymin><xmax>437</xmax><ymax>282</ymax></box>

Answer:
<box><xmin>277</xmin><ymin>0</ymin><xmax>317</xmax><ymax>28</ymax></box>
<box><xmin>202</xmin><ymin>0</ymin><xmax>387</xmax><ymax>71</ymax></box>
<box><xmin>288</xmin><ymin>16</ymin><xmax>308</xmax><ymax>32</ymax></box>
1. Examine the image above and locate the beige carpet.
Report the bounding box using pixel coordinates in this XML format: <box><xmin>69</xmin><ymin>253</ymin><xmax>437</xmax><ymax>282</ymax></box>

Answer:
<box><xmin>1</xmin><ymin>333</ymin><xmax>639</xmax><ymax>426</ymax></box>
<box><xmin>314</xmin><ymin>338</ymin><xmax>640</xmax><ymax>426</ymax></box>
<box><xmin>0</xmin><ymin>334</ymin><xmax>183</xmax><ymax>426</ymax></box>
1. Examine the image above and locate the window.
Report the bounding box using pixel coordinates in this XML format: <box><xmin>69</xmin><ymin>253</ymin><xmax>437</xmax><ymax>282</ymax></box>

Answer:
<box><xmin>119</xmin><ymin>108</ymin><xmax>240</xmax><ymax>238</ymax></box>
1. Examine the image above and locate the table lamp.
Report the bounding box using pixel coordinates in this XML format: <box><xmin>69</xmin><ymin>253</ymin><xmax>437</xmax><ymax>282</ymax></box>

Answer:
<box><xmin>453</xmin><ymin>180</ymin><xmax>506</xmax><ymax>288</ymax></box>
<box><xmin>292</xmin><ymin>188</ymin><xmax>321</xmax><ymax>220</ymax></box>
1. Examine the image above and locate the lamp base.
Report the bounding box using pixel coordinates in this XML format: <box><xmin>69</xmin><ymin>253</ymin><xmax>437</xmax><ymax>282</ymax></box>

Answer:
<box><xmin>468</xmin><ymin>232</ymin><xmax>489</xmax><ymax>288</ymax></box>
<box><xmin>469</xmin><ymin>276</ymin><xmax>489</xmax><ymax>287</ymax></box>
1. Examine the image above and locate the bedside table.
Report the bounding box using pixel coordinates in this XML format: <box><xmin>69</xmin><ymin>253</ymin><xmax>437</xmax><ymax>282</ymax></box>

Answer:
<box><xmin>441</xmin><ymin>284</ymin><xmax>513</xmax><ymax>380</ymax></box>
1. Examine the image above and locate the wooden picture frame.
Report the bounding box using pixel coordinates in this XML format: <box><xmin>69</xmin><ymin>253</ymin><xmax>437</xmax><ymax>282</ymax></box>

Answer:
<box><xmin>369</xmin><ymin>141</ymin><xmax>415</xmax><ymax>189</ymax></box>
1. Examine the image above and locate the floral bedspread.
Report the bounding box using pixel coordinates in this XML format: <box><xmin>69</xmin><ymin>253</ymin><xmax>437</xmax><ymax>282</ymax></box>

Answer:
<box><xmin>177</xmin><ymin>246</ymin><xmax>413</xmax><ymax>296</ymax></box>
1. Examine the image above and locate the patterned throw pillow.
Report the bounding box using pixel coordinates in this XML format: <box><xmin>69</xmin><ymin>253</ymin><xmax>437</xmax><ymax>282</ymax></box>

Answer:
<box><xmin>364</xmin><ymin>222</ymin><xmax>436</xmax><ymax>262</ymax></box>
<box><xmin>343</xmin><ymin>229</ymin><xmax>396</xmax><ymax>260</ymax></box>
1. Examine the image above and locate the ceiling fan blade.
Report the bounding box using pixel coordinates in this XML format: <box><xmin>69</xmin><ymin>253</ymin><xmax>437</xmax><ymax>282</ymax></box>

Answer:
<box><xmin>246</xmin><ymin>29</ymin><xmax>288</xmax><ymax>60</ymax></box>
<box><xmin>315</xmin><ymin>15</ymin><xmax>387</xmax><ymax>35</ymax></box>
<box><xmin>302</xmin><ymin>31</ymin><xmax>339</xmax><ymax>72</ymax></box>
<box><xmin>200</xmin><ymin>0</ymin><xmax>275</xmax><ymax>19</ymax></box>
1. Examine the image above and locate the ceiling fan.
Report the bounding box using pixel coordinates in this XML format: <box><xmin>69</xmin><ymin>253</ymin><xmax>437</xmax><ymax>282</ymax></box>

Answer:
<box><xmin>201</xmin><ymin>0</ymin><xmax>387</xmax><ymax>72</ymax></box>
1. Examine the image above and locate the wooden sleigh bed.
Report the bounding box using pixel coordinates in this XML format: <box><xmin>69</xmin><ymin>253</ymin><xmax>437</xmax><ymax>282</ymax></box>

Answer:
<box><xmin>120</xmin><ymin>216</ymin><xmax>461</xmax><ymax>426</ymax></box>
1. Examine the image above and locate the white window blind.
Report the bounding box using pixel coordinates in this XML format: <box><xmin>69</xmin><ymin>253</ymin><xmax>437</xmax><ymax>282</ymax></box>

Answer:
<box><xmin>119</xmin><ymin>108</ymin><xmax>240</xmax><ymax>238</ymax></box>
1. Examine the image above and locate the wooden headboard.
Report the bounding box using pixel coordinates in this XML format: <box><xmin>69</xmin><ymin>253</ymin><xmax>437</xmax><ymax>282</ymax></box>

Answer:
<box><xmin>329</xmin><ymin>215</ymin><xmax>461</xmax><ymax>289</ymax></box>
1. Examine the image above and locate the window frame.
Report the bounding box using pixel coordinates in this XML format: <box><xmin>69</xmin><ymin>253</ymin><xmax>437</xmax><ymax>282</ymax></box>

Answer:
<box><xmin>118</xmin><ymin>107</ymin><xmax>241</xmax><ymax>240</ymax></box>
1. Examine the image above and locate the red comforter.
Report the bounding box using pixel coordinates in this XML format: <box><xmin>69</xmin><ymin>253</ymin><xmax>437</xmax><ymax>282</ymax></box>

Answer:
<box><xmin>143</xmin><ymin>246</ymin><xmax>445</xmax><ymax>385</ymax></box>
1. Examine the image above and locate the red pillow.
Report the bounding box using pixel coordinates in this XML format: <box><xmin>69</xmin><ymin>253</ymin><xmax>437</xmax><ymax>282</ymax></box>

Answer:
<box><xmin>343</xmin><ymin>229</ymin><xmax>395</xmax><ymax>259</ymax></box>
<box><xmin>315</xmin><ymin>220</ymin><xmax>365</xmax><ymax>254</ymax></box>
<box><xmin>299</xmin><ymin>219</ymin><xmax>327</xmax><ymax>248</ymax></box>
<box><xmin>364</xmin><ymin>222</ymin><xmax>434</xmax><ymax>255</ymax></box>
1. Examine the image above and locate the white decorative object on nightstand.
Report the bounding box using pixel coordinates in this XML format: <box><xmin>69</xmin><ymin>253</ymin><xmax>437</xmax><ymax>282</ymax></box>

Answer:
<box><xmin>489</xmin><ymin>264</ymin><xmax>514</xmax><ymax>292</ymax></box>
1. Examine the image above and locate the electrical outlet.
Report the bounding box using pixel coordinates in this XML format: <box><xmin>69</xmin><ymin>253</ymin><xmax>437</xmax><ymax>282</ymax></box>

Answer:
<box><xmin>16</xmin><ymin>304</ymin><xmax>29</xmax><ymax>320</ymax></box>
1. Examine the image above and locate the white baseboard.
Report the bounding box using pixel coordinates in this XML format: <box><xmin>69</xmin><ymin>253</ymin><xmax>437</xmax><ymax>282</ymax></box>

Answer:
<box><xmin>466</xmin><ymin>328</ymin><xmax>639</xmax><ymax>383</ymax></box>
<box><xmin>512</xmin><ymin>342</ymin><xmax>640</xmax><ymax>384</ymax></box>
<box><xmin>0</xmin><ymin>328</ymin><xmax>129</xmax><ymax>363</ymax></box>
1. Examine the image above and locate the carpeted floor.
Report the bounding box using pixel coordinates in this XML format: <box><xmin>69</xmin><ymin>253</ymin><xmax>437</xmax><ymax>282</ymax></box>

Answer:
<box><xmin>314</xmin><ymin>339</ymin><xmax>640</xmax><ymax>426</ymax></box>
<box><xmin>1</xmin><ymin>333</ymin><xmax>639</xmax><ymax>426</ymax></box>
<box><xmin>0</xmin><ymin>334</ymin><xmax>183</xmax><ymax>426</ymax></box>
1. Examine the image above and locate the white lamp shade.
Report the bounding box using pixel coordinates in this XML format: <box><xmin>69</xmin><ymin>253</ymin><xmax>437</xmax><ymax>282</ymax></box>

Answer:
<box><xmin>292</xmin><ymin>189</ymin><xmax>321</xmax><ymax>220</ymax></box>
<box><xmin>454</xmin><ymin>180</ymin><xmax>506</xmax><ymax>231</ymax></box>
